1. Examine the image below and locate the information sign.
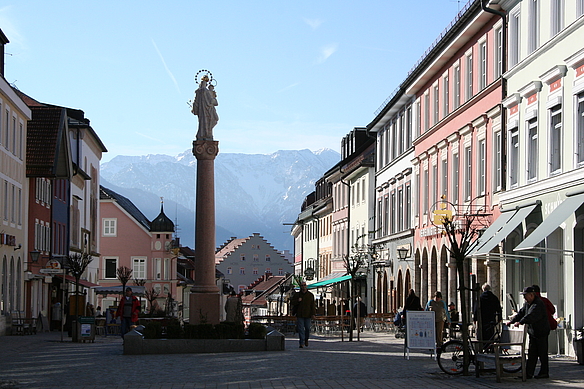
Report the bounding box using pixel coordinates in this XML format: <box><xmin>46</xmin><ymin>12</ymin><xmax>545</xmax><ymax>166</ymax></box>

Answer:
<box><xmin>405</xmin><ymin>310</ymin><xmax>436</xmax><ymax>359</ymax></box>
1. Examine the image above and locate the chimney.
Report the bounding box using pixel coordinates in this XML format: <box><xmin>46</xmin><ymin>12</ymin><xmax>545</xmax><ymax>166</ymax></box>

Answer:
<box><xmin>0</xmin><ymin>29</ymin><xmax>9</xmax><ymax>77</ymax></box>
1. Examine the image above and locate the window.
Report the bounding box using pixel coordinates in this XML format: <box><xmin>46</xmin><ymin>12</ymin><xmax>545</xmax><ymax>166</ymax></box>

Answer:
<box><xmin>527</xmin><ymin>118</ymin><xmax>538</xmax><ymax>181</ymax></box>
<box><xmin>383</xmin><ymin>196</ymin><xmax>389</xmax><ymax>236</ymax></box>
<box><xmin>424</xmin><ymin>93</ymin><xmax>430</xmax><ymax>132</ymax></box>
<box><xmin>253</xmin><ymin>254</ymin><xmax>259</xmax><ymax>262</ymax></box>
<box><xmin>406</xmin><ymin>106</ymin><xmax>412</xmax><ymax>148</ymax></box>
<box><xmin>454</xmin><ymin>65</ymin><xmax>461</xmax><ymax>109</ymax></box>
<box><xmin>391</xmin><ymin>120</ymin><xmax>397</xmax><ymax>159</ymax></box>
<box><xmin>397</xmin><ymin>188</ymin><xmax>404</xmax><ymax>231</ymax></box>
<box><xmin>443</xmin><ymin>75</ymin><xmax>449</xmax><ymax>116</ymax></box>
<box><xmin>423</xmin><ymin>169</ymin><xmax>429</xmax><ymax>215</ymax></box>
<box><xmin>266</xmin><ymin>268</ymin><xmax>271</xmax><ymax>274</ymax></box>
<box><xmin>405</xmin><ymin>184</ymin><xmax>411</xmax><ymax>229</ymax></box>
<box><xmin>278</xmin><ymin>268</ymin><xmax>283</xmax><ymax>275</ymax></box>
<box><xmin>102</xmin><ymin>218</ymin><xmax>117</xmax><ymax>236</ymax></box>
<box><xmin>227</xmin><ymin>267</ymin><xmax>232</xmax><ymax>275</ymax></box>
<box><xmin>528</xmin><ymin>0</ymin><xmax>539</xmax><ymax>54</ymax></box>
<box><xmin>433</xmin><ymin>84</ymin><xmax>439</xmax><ymax>125</ymax></box>
<box><xmin>133</xmin><ymin>258</ymin><xmax>146</xmax><ymax>279</ymax></box>
<box><xmin>550</xmin><ymin>105</ymin><xmax>562</xmax><ymax>174</ymax></box>
<box><xmin>240</xmin><ymin>268</ymin><xmax>245</xmax><ymax>275</ymax></box>
<box><xmin>466</xmin><ymin>53</ymin><xmax>473</xmax><ymax>101</ymax></box>
<box><xmin>390</xmin><ymin>192</ymin><xmax>396</xmax><ymax>234</ymax></box>
<box><xmin>494</xmin><ymin>132</ymin><xmax>502</xmax><ymax>190</ymax></box>
<box><xmin>452</xmin><ymin>153</ymin><xmax>460</xmax><ymax>204</ymax></box>
<box><xmin>432</xmin><ymin>164</ymin><xmax>438</xmax><ymax>205</ymax></box>
<box><xmin>265</xmin><ymin>254</ymin><xmax>271</xmax><ymax>262</ymax></box>
<box><xmin>509</xmin><ymin>128</ymin><xmax>519</xmax><ymax>186</ymax></box>
<box><xmin>164</xmin><ymin>258</ymin><xmax>170</xmax><ymax>280</ymax></box>
<box><xmin>494</xmin><ymin>26</ymin><xmax>503</xmax><ymax>79</ymax></box>
<box><xmin>479</xmin><ymin>41</ymin><xmax>487</xmax><ymax>90</ymax></box>
<box><xmin>464</xmin><ymin>146</ymin><xmax>472</xmax><ymax>201</ymax></box>
<box><xmin>253</xmin><ymin>268</ymin><xmax>258</xmax><ymax>275</ymax></box>
<box><xmin>579</xmin><ymin>0</ymin><xmax>584</xmax><ymax>17</ymax></box>
<box><xmin>551</xmin><ymin>0</ymin><xmax>564</xmax><ymax>37</ymax></box>
<box><xmin>478</xmin><ymin>140</ymin><xmax>486</xmax><ymax>195</ymax></box>
<box><xmin>240</xmin><ymin>254</ymin><xmax>245</xmax><ymax>261</ymax></box>
<box><xmin>577</xmin><ymin>93</ymin><xmax>584</xmax><ymax>166</ymax></box>
<box><xmin>509</xmin><ymin>9</ymin><xmax>521</xmax><ymax>67</ymax></box>
<box><xmin>155</xmin><ymin>258</ymin><xmax>162</xmax><ymax>280</ymax></box>
<box><xmin>105</xmin><ymin>258</ymin><xmax>117</xmax><ymax>279</ymax></box>
<box><xmin>441</xmin><ymin>158</ymin><xmax>448</xmax><ymax>199</ymax></box>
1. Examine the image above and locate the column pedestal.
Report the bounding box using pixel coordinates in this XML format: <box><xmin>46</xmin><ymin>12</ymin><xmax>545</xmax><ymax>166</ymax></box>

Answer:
<box><xmin>189</xmin><ymin>140</ymin><xmax>220</xmax><ymax>325</ymax></box>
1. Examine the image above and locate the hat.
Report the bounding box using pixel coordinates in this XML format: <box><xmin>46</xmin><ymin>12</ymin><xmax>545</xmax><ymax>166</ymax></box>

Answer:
<box><xmin>520</xmin><ymin>286</ymin><xmax>535</xmax><ymax>294</ymax></box>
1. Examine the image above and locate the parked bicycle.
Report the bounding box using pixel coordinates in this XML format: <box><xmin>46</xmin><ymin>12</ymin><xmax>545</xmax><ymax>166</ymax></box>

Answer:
<box><xmin>437</xmin><ymin>322</ymin><xmax>522</xmax><ymax>375</ymax></box>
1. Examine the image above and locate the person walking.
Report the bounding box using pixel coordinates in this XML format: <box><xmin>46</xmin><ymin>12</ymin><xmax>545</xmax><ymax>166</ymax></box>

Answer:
<box><xmin>291</xmin><ymin>281</ymin><xmax>316</xmax><ymax>348</ymax></box>
<box><xmin>224</xmin><ymin>291</ymin><xmax>243</xmax><ymax>324</ymax></box>
<box><xmin>403</xmin><ymin>289</ymin><xmax>423</xmax><ymax>320</ymax></box>
<box><xmin>116</xmin><ymin>287</ymin><xmax>141</xmax><ymax>338</ymax></box>
<box><xmin>507</xmin><ymin>286</ymin><xmax>551</xmax><ymax>379</ymax></box>
<box><xmin>473</xmin><ymin>283</ymin><xmax>503</xmax><ymax>342</ymax></box>
<box><xmin>425</xmin><ymin>291</ymin><xmax>451</xmax><ymax>346</ymax></box>
<box><xmin>353</xmin><ymin>297</ymin><xmax>367</xmax><ymax>331</ymax></box>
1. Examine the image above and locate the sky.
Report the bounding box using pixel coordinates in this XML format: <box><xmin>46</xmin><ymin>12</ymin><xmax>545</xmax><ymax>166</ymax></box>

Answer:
<box><xmin>1</xmin><ymin>0</ymin><xmax>468</xmax><ymax>162</ymax></box>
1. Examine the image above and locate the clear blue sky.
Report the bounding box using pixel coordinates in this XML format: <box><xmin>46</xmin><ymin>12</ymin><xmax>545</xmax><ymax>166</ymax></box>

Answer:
<box><xmin>1</xmin><ymin>1</ymin><xmax>466</xmax><ymax>162</ymax></box>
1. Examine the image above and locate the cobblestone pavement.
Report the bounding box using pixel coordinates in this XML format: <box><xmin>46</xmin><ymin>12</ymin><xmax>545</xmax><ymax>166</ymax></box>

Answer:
<box><xmin>0</xmin><ymin>330</ymin><xmax>582</xmax><ymax>389</ymax></box>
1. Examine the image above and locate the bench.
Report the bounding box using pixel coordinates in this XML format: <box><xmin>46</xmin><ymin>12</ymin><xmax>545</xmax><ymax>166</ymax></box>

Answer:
<box><xmin>474</xmin><ymin>325</ymin><xmax>527</xmax><ymax>382</ymax></box>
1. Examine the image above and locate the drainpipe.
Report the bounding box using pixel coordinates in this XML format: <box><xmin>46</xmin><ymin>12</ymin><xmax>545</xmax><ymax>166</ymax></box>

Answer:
<box><xmin>481</xmin><ymin>0</ymin><xmax>508</xmax><ymax>191</ymax></box>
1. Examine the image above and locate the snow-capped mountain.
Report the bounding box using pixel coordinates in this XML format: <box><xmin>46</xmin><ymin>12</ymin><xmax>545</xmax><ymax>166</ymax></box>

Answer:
<box><xmin>100</xmin><ymin>148</ymin><xmax>340</xmax><ymax>252</ymax></box>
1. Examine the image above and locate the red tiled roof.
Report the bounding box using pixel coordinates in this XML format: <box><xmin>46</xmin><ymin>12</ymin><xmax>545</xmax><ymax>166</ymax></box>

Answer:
<box><xmin>26</xmin><ymin>106</ymin><xmax>66</xmax><ymax>177</ymax></box>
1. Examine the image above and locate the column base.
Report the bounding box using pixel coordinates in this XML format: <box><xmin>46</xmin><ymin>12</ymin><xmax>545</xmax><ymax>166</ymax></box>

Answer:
<box><xmin>189</xmin><ymin>292</ymin><xmax>220</xmax><ymax>325</ymax></box>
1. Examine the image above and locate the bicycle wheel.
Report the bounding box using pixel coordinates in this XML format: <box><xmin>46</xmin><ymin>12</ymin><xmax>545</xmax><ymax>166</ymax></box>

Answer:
<box><xmin>437</xmin><ymin>340</ymin><xmax>467</xmax><ymax>375</ymax></box>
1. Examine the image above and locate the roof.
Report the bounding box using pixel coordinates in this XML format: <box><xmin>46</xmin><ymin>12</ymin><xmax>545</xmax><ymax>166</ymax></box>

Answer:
<box><xmin>215</xmin><ymin>236</ymin><xmax>249</xmax><ymax>263</ymax></box>
<box><xmin>150</xmin><ymin>203</ymin><xmax>175</xmax><ymax>232</ymax></box>
<box><xmin>26</xmin><ymin>106</ymin><xmax>70</xmax><ymax>177</ymax></box>
<box><xmin>241</xmin><ymin>275</ymin><xmax>287</xmax><ymax>306</ymax></box>
<box><xmin>100</xmin><ymin>186</ymin><xmax>151</xmax><ymax>231</ymax></box>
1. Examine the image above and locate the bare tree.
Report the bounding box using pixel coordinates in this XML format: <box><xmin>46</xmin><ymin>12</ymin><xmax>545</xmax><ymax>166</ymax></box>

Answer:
<box><xmin>433</xmin><ymin>199</ymin><xmax>490</xmax><ymax>375</ymax></box>
<box><xmin>145</xmin><ymin>287</ymin><xmax>160</xmax><ymax>316</ymax></box>
<box><xmin>66</xmin><ymin>253</ymin><xmax>93</xmax><ymax>342</ymax></box>
<box><xmin>342</xmin><ymin>234</ymin><xmax>377</xmax><ymax>341</ymax></box>
<box><xmin>116</xmin><ymin>266</ymin><xmax>133</xmax><ymax>292</ymax></box>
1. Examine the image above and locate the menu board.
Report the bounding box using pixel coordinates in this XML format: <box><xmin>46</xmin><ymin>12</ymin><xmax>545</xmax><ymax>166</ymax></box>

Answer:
<box><xmin>406</xmin><ymin>310</ymin><xmax>436</xmax><ymax>349</ymax></box>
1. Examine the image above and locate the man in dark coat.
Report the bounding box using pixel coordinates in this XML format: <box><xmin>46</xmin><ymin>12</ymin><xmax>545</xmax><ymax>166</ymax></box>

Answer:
<box><xmin>507</xmin><ymin>286</ymin><xmax>551</xmax><ymax>379</ymax></box>
<box><xmin>290</xmin><ymin>281</ymin><xmax>316</xmax><ymax>348</ymax></box>
<box><xmin>473</xmin><ymin>283</ymin><xmax>502</xmax><ymax>342</ymax></box>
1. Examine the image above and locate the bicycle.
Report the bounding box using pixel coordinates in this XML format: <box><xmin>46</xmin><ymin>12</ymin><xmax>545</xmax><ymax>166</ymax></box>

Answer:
<box><xmin>437</xmin><ymin>322</ymin><xmax>522</xmax><ymax>375</ymax></box>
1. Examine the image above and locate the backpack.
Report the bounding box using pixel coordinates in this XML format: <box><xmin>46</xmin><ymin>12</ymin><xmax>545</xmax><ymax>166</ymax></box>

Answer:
<box><xmin>541</xmin><ymin>296</ymin><xmax>557</xmax><ymax>330</ymax></box>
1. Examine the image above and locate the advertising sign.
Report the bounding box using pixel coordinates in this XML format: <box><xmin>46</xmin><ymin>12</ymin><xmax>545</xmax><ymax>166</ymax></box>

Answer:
<box><xmin>405</xmin><ymin>310</ymin><xmax>436</xmax><ymax>359</ymax></box>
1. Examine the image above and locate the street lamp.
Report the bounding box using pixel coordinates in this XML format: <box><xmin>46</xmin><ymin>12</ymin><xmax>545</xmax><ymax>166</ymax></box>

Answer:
<box><xmin>29</xmin><ymin>250</ymin><xmax>41</xmax><ymax>263</ymax></box>
<box><xmin>397</xmin><ymin>246</ymin><xmax>410</xmax><ymax>260</ymax></box>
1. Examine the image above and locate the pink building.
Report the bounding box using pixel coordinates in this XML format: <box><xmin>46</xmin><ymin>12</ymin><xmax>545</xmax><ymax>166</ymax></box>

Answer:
<box><xmin>409</xmin><ymin>2</ymin><xmax>504</xmax><ymax>307</ymax></box>
<box><xmin>99</xmin><ymin>186</ymin><xmax>177</xmax><ymax>313</ymax></box>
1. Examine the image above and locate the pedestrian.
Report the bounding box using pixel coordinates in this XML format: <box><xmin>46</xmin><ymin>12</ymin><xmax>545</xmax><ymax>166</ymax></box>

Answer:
<box><xmin>116</xmin><ymin>287</ymin><xmax>141</xmax><ymax>338</ymax></box>
<box><xmin>473</xmin><ymin>283</ymin><xmax>503</xmax><ymax>342</ymax></box>
<box><xmin>291</xmin><ymin>281</ymin><xmax>316</xmax><ymax>348</ymax></box>
<box><xmin>448</xmin><ymin>302</ymin><xmax>459</xmax><ymax>323</ymax></box>
<box><xmin>507</xmin><ymin>286</ymin><xmax>551</xmax><ymax>379</ymax></box>
<box><xmin>225</xmin><ymin>291</ymin><xmax>243</xmax><ymax>324</ymax></box>
<box><xmin>403</xmin><ymin>289</ymin><xmax>423</xmax><ymax>321</ymax></box>
<box><xmin>425</xmin><ymin>291</ymin><xmax>451</xmax><ymax>346</ymax></box>
<box><xmin>532</xmin><ymin>285</ymin><xmax>558</xmax><ymax>331</ymax></box>
<box><xmin>353</xmin><ymin>297</ymin><xmax>367</xmax><ymax>331</ymax></box>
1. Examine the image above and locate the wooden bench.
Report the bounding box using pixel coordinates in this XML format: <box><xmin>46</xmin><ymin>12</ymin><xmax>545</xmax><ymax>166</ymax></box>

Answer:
<box><xmin>474</xmin><ymin>325</ymin><xmax>527</xmax><ymax>382</ymax></box>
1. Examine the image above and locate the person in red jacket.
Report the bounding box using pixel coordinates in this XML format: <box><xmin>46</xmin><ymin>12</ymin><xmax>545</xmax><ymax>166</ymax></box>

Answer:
<box><xmin>116</xmin><ymin>287</ymin><xmax>141</xmax><ymax>338</ymax></box>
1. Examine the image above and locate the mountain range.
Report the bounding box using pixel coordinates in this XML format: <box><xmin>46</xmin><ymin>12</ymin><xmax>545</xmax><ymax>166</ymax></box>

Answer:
<box><xmin>100</xmin><ymin>148</ymin><xmax>340</xmax><ymax>252</ymax></box>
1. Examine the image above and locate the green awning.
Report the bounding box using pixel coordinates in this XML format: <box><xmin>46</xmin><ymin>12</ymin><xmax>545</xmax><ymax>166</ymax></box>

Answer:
<box><xmin>307</xmin><ymin>274</ymin><xmax>351</xmax><ymax>289</ymax></box>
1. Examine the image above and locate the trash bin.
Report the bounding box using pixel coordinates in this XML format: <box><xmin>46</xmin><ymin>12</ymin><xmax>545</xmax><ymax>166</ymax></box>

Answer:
<box><xmin>78</xmin><ymin>316</ymin><xmax>96</xmax><ymax>343</ymax></box>
<box><xmin>574</xmin><ymin>329</ymin><xmax>584</xmax><ymax>365</ymax></box>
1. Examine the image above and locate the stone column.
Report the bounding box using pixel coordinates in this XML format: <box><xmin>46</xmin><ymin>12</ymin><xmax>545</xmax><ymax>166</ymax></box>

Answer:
<box><xmin>190</xmin><ymin>140</ymin><xmax>220</xmax><ymax>324</ymax></box>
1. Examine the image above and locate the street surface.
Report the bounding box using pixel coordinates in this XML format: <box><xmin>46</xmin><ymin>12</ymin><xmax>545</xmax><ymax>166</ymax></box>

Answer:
<box><xmin>0</xmin><ymin>330</ymin><xmax>582</xmax><ymax>388</ymax></box>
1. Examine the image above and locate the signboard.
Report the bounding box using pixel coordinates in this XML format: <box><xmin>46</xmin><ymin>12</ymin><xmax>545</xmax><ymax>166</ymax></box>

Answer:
<box><xmin>40</xmin><ymin>269</ymin><xmax>65</xmax><ymax>274</ymax></box>
<box><xmin>80</xmin><ymin>324</ymin><xmax>92</xmax><ymax>337</ymax></box>
<box><xmin>405</xmin><ymin>310</ymin><xmax>436</xmax><ymax>359</ymax></box>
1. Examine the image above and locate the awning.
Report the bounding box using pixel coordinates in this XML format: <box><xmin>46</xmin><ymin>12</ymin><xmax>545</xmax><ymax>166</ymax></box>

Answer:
<box><xmin>514</xmin><ymin>192</ymin><xmax>584</xmax><ymax>251</ymax></box>
<box><xmin>93</xmin><ymin>285</ymin><xmax>145</xmax><ymax>296</ymax></box>
<box><xmin>469</xmin><ymin>208</ymin><xmax>517</xmax><ymax>256</ymax></box>
<box><xmin>307</xmin><ymin>274</ymin><xmax>351</xmax><ymax>289</ymax></box>
<box><xmin>473</xmin><ymin>203</ymin><xmax>539</xmax><ymax>256</ymax></box>
<box><xmin>64</xmin><ymin>275</ymin><xmax>99</xmax><ymax>288</ymax></box>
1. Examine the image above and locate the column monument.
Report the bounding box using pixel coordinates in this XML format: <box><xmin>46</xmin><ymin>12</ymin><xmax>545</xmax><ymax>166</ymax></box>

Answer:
<box><xmin>189</xmin><ymin>70</ymin><xmax>220</xmax><ymax>324</ymax></box>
